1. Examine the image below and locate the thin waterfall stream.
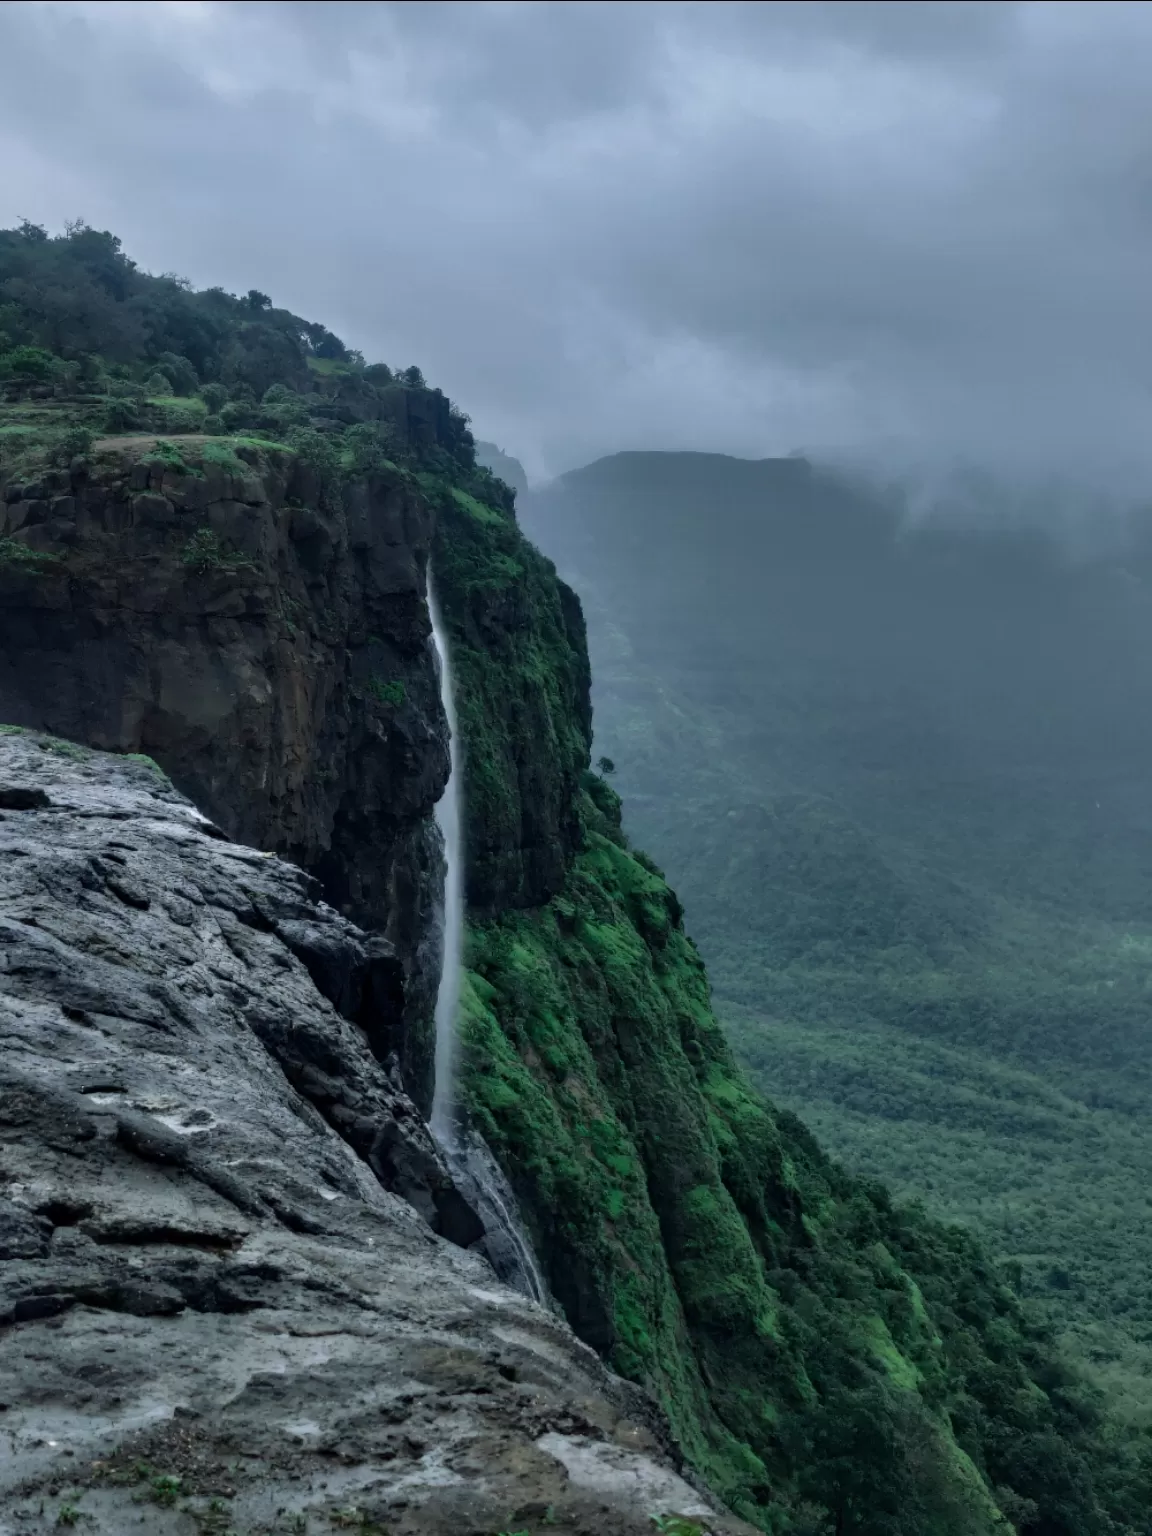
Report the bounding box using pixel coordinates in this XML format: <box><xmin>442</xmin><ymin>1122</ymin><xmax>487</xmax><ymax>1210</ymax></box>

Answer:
<box><xmin>428</xmin><ymin>578</ymin><xmax>462</xmax><ymax>1149</ymax></box>
<box><xmin>427</xmin><ymin>575</ymin><xmax>548</xmax><ymax>1306</ymax></box>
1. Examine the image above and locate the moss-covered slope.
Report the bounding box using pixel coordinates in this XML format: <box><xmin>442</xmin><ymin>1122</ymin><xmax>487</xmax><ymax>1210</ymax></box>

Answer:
<box><xmin>433</xmin><ymin>489</ymin><xmax>1152</xmax><ymax>1534</ymax></box>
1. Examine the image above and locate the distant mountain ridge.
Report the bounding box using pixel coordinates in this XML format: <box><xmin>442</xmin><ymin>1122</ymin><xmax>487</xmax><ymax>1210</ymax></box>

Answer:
<box><xmin>520</xmin><ymin>449</ymin><xmax>1152</xmax><ymax>1418</ymax></box>
<box><xmin>474</xmin><ymin>438</ymin><xmax>528</xmax><ymax>496</ymax></box>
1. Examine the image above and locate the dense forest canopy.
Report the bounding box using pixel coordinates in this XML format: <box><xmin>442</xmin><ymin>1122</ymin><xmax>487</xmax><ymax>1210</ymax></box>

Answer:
<box><xmin>0</xmin><ymin>218</ymin><xmax>479</xmax><ymax>482</ymax></box>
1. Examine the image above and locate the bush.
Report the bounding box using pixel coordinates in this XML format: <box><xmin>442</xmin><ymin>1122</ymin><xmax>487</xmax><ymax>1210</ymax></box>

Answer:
<box><xmin>143</xmin><ymin>370</ymin><xmax>170</xmax><ymax>396</ymax></box>
<box><xmin>51</xmin><ymin>426</ymin><xmax>94</xmax><ymax>465</ymax></box>
<box><xmin>156</xmin><ymin>351</ymin><xmax>198</xmax><ymax>395</ymax></box>
<box><xmin>219</xmin><ymin>400</ymin><xmax>255</xmax><ymax>433</ymax></box>
<box><xmin>367</xmin><ymin>676</ymin><xmax>405</xmax><ymax>708</ymax></box>
<box><xmin>286</xmin><ymin>425</ymin><xmax>339</xmax><ymax>480</ymax></box>
<box><xmin>343</xmin><ymin>421</ymin><xmax>400</xmax><ymax>475</ymax></box>
<box><xmin>0</xmin><ymin>345</ymin><xmax>56</xmax><ymax>381</ymax></box>
<box><xmin>159</xmin><ymin>405</ymin><xmax>201</xmax><ymax>434</ymax></box>
<box><xmin>102</xmin><ymin>399</ymin><xmax>140</xmax><ymax>433</ymax></box>
<box><xmin>200</xmin><ymin>413</ymin><xmax>225</xmax><ymax>436</ymax></box>
<box><xmin>200</xmin><ymin>382</ymin><xmax>228</xmax><ymax>413</ymax></box>
<box><xmin>180</xmin><ymin>528</ymin><xmax>255</xmax><ymax>574</ymax></box>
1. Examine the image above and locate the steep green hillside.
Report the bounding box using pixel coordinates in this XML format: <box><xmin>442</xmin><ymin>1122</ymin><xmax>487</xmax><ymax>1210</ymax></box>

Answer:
<box><xmin>519</xmin><ymin>451</ymin><xmax>1152</xmax><ymax>1417</ymax></box>
<box><xmin>434</xmin><ymin>484</ymin><xmax>1152</xmax><ymax>1532</ymax></box>
<box><xmin>5</xmin><ymin>224</ymin><xmax>1152</xmax><ymax>1532</ymax></box>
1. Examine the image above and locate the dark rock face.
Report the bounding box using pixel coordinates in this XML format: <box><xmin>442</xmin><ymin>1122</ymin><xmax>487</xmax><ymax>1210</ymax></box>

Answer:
<box><xmin>0</xmin><ymin>441</ymin><xmax>447</xmax><ymax>1108</ymax></box>
<box><xmin>0</xmin><ymin>735</ymin><xmax>744</xmax><ymax>1536</ymax></box>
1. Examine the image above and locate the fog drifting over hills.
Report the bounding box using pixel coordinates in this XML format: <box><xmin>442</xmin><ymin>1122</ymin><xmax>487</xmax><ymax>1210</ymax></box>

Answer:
<box><xmin>4</xmin><ymin>2</ymin><xmax>1152</xmax><ymax>488</ymax></box>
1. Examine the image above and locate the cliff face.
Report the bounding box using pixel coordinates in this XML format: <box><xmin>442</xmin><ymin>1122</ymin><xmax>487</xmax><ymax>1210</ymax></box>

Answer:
<box><xmin>0</xmin><ymin>437</ymin><xmax>449</xmax><ymax>1109</ymax></box>
<box><xmin>0</xmin><ymin>733</ymin><xmax>745</xmax><ymax>1536</ymax></box>
<box><xmin>3</xmin><ymin>432</ymin><xmax>1146</xmax><ymax>1533</ymax></box>
<box><xmin>1</xmin><ymin>216</ymin><xmax>1147</xmax><ymax>1529</ymax></box>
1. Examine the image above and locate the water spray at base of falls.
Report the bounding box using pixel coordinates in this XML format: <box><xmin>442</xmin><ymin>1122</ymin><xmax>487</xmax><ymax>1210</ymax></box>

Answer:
<box><xmin>426</xmin><ymin>572</ymin><xmax>549</xmax><ymax>1308</ymax></box>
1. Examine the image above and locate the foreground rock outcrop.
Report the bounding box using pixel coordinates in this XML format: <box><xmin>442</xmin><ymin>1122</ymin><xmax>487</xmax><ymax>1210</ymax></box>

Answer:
<box><xmin>0</xmin><ymin>733</ymin><xmax>744</xmax><ymax>1536</ymax></box>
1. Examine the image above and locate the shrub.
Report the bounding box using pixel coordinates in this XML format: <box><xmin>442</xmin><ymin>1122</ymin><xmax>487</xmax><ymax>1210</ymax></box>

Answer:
<box><xmin>201</xmin><ymin>413</ymin><xmax>225</xmax><ymax>435</ymax></box>
<box><xmin>51</xmin><ymin>426</ymin><xmax>94</xmax><ymax>465</ymax></box>
<box><xmin>106</xmin><ymin>378</ymin><xmax>143</xmax><ymax>399</ymax></box>
<box><xmin>0</xmin><ymin>345</ymin><xmax>56</xmax><ymax>381</ymax></box>
<box><xmin>343</xmin><ymin>421</ymin><xmax>400</xmax><ymax>475</ymax></box>
<box><xmin>143</xmin><ymin>370</ymin><xmax>170</xmax><ymax>396</ymax></box>
<box><xmin>160</xmin><ymin>404</ymin><xmax>201</xmax><ymax>434</ymax></box>
<box><xmin>219</xmin><ymin>400</ymin><xmax>255</xmax><ymax>433</ymax></box>
<box><xmin>367</xmin><ymin>677</ymin><xmax>405</xmax><ymax>708</ymax></box>
<box><xmin>156</xmin><ymin>351</ymin><xmax>198</xmax><ymax>395</ymax></box>
<box><xmin>180</xmin><ymin>528</ymin><xmax>255</xmax><ymax>574</ymax></box>
<box><xmin>200</xmin><ymin>382</ymin><xmax>228</xmax><ymax>413</ymax></box>
<box><xmin>286</xmin><ymin>425</ymin><xmax>339</xmax><ymax>480</ymax></box>
<box><xmin>102</xmin><ymin>399</ymin><xmax>140</xmax><ymax>434</ymax></box>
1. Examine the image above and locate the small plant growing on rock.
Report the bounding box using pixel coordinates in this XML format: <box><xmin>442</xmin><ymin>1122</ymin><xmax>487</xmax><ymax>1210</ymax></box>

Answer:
<box><xmin>0</xmin><ymin>537</ymin><xmax>63</xmax><ymax>571</ymax></box>
<box><xmin>366</xmin><ymin>677</ymin><xmax>405</xmax><ymax>709</ymax></box>
<box><xmin>135</xmin><ymin>1470</ymin><xmax>183</xmax><ymax>1507</ymax></box>
<box><xmin>181</xmin><ymin>528</ymin><xmax>256</xmax><ymax>574</ymax></box>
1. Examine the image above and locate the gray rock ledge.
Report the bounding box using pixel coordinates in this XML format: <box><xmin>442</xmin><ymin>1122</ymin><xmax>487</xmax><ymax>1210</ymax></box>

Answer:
<box><xmin>0</xmin><ymin>732</ymin><xmax>745</xmax><ymax>1536</ymax></box>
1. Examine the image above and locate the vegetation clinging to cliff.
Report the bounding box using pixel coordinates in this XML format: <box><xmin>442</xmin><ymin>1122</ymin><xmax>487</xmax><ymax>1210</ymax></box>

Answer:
<box><xmin>431</xmin><ymin>483</ymin><xmax>1152</xmax><ymax>1533</ymax></box>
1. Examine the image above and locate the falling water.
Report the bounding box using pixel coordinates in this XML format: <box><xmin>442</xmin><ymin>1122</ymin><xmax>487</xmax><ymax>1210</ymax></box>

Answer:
<box><xmin>425</xmin><ymin>574</ymin><xmax>549</xmax><ymax>1306</ymax></box>
<box><xmin>428</xmin><ymin>578</ymin><xmax>463</xmax><ymax>1148</ymax></box>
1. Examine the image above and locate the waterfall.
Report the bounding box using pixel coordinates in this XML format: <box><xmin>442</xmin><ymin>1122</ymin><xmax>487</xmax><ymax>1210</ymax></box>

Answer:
<box><xmin>425</xmin><ymin>572</ymin><xmax>549</xmax><ymax>1307</ymax></box>
<box><xmin>428</xmin><ymin>578</ymin><xmax>463</xmax><ymax>1148</ymax></box>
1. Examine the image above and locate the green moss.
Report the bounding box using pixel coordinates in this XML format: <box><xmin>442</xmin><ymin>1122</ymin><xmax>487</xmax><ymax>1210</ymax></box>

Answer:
<box><xmin>122</xmin><ymin>752</ymin><xmax>171</xmax><ymax>783</ymax></box>
<box><xmin>198</xmin><ymin>440</ymin><xmax>247</xmax><ymax>474</ymax></box>
<box><xmin>38</xmin><ymin>736</ymin><xmax>89</xmax><ymax>760</ymax></box>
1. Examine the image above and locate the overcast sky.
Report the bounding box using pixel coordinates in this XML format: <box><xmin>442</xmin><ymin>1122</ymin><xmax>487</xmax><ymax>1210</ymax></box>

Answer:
<box><xmin>3</xmin><ymin>1</ymin><xmax>1152</xmax><ymax>480</ymax></box>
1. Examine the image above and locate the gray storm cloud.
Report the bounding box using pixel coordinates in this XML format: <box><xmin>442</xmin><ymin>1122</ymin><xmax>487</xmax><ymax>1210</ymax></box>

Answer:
<box><xmin>2</xmin><ymin>1</ymin><xmax>1151</xmax><ymax>481</ymax></box>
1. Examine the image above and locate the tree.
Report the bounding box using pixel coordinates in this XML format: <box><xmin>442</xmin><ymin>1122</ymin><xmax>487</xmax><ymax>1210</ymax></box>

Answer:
<box><xmin>597</xmin><ymin>755</ymin><xmax>616</xmax><ymax>776</ymax></box>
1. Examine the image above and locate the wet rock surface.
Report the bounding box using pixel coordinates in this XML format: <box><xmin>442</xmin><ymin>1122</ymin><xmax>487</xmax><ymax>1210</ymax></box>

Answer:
<box><xmin>0</xmin><ymin>736</ymin><xmax>747</xmax><ymax>1536</ymax></box>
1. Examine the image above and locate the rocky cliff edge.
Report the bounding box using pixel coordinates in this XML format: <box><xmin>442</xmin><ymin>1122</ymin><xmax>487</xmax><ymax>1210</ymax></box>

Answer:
<box><xmin>0</xmin><ymin>732</ymin><xmax>746</xmax><ymax>1536</ymax></box>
